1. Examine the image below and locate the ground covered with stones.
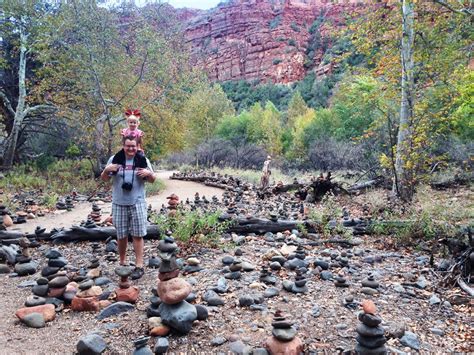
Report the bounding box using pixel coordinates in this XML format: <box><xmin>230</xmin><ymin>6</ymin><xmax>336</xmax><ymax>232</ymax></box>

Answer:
<box><xmin>0</xmin><ymin>229</ymin><xmax>471</xmax><ymax>353</ymax></box>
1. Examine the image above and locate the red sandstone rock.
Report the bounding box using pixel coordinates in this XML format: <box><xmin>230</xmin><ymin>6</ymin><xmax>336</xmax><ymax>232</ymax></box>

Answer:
<box><xmin>150</xmin><ymin>325</ymin><xmax>171</xmax><ymax>337</ymax></box>
<box><xmin>158</xmin><ymin>278</ymin><xmax>192</xmax><ymax>304</ymax></box>
<box><xmin>16</xmin><ymin>304</ymin><xmax>56</xmax><ymax>322</ymax></box>
<box><xmin>76</xmin><ymin>286</ymin><xmax>103</xmax><ymax>298</ymax></box>
<box><xmin>183</xmin><ymin>0</ymin><xmax>367</xmax><ymax>83</ymax></box>
<box><xmin>265</xmin><ymin>336</ymin><xmax>303</xmax><ymax>355</ymax></box>
<box><xmin>71</xmin><ymin>296</ymin><xmax>100</xmax><ymax>312</ymax></box>
<box><xmin>362</xmin><ymin>299</ymin><xmax>376</xmax><ymax>315</ymax></box>
<box><xmin>115</xmin><ymin>286</ymin><xmax>140</xmax><ymax>303</ymax></box>
<box><xmin>47</xmin><ymin>287</ymin><xmax>66</xmax><ymax>298</ymax></box>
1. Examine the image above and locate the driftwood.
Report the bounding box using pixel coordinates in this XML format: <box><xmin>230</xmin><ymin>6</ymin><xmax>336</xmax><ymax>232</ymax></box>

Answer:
<box><xmin>0</xmin><ymin>231</ymin><xmax>27</xmax><ymax>240</ymax></box>
<box><xmin>347</xmin><ymin>176</ymin><xmax>385</xmax><ymax>192</ymax></box>
<box><xmin>457</xmin><ymin>276</ymin><xmax>474</xmax><ymax>297</ymax></box>
<box><xmin>51</xmin><ymin>225</ymin><xmax>161</xmax><ymax>243</ymax></box>
<box><xmin>225</xmin><ymin>217</ymin><xmax>301</xmax><ymax>234</ymax></box>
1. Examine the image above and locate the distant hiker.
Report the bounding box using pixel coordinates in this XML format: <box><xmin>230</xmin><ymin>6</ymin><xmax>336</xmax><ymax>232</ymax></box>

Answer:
<box><xmin>261</xmin><ymin>155</ymin><xmax>272</xmax><ymax>189</ymax></box>
<box><xmin>100</xmin><ymin>135</ymin><xmax>156</xmax><ymax>280</ymax></box>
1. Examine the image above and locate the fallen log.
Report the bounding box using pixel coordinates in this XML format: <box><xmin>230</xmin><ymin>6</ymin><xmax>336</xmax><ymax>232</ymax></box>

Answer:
<box><xmin>457</xmin><ymin>276</ymin><xmax>474</xmax><ymax>297</ymax></box>
<box><xmin>50</xmin><ymin>224</ymin><xmax>162</xmax><ymax>243</ymax></box>
<box><xmin>224</xmin><ymin>217</ymin><xmax>301</xmax><ymax>234</ymax></box>
<box><xmin>347</xmin><ymin>176</ymin><xmax>385</xmax><ymax>192</ymax></box>
<box><xmin>0</xmin><ymin>231</ymin><xmax>26</xmax><ymax>240</ymax></box>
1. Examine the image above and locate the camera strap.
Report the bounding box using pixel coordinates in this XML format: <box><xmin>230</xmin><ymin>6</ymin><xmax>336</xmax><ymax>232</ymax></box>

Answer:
<box><xmin>121</xmin><ymin>159</ymin><xmax>136</xmax><ymax>187</ymax></box>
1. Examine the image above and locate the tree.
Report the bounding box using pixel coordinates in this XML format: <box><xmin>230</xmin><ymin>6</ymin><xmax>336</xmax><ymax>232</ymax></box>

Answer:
<box><xmin>393</xmin><ymin>0</ymin><xmax>415</xmax><ymax>201</ymax></box>
<box><xmin>183</xmin><ymin>83</ymin><xmax>235</xmax><ymax>147</ymax></box>
<box><xmin>0</xmin><ymin>1</ymin><xmax>56</xmax><ymax>168</ymax></box>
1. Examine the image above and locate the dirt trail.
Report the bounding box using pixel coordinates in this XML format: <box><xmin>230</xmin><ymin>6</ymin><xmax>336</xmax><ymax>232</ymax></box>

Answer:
<box><xmin>8</xmin><ymin>171</ymin><xmax>223</xmax><ymax>234</ymax></box>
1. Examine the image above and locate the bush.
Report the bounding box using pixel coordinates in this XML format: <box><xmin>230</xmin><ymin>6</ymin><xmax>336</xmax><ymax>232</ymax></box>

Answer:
<box><xmin>273</xmin><ymin>58</ymin><xmax>283</xmax><ymax>65</ymax></box>
<box><xmin>152</xmin><ymin>209</ymin><xmax>230</xmax><ymax>246</ymax></box>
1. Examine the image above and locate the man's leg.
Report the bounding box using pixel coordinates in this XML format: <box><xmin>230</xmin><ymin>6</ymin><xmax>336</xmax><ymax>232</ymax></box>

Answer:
<box><xmin>132</xmin><ymin>236</ymin><xmax>144</xmax><ymax>268</ymax></box>
<box><xmin>118</xmin><ymin>237</ymin><xmax>128</xmax><ymax>265</ymax></box>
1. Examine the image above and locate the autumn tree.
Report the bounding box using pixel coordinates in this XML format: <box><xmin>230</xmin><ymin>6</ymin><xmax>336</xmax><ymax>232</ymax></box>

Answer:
<box><xmin>0</xmin><ymin>0</ymin><xmax>57</xmax><ymax>167</ymax></box>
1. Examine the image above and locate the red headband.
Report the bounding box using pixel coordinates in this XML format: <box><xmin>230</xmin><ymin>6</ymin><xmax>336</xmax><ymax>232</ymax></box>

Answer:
<box><xmin>125</xmin><ymin>109</ymin><xmax>141</xmax><ymax>118</ymax></box>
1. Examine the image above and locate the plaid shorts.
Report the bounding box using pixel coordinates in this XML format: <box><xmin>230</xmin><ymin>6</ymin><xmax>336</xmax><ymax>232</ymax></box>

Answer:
<box><xmin>112</xmin><ymin>201</ymin><xmax>148</xmax><ymax>239</ymax></box>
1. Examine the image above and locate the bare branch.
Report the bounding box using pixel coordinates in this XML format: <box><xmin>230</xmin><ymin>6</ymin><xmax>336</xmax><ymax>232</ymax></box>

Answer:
<box><xmin>24</xmin><ymin>104</ymin><xmax>57</xmax><ymax>117</ymax></box>
<box><xmin>432</xmin><ymin>0</ymin><xmax>474</xmax><ymax>16</ymax></box>
<box><xmin>0</xmin><ymin>90</ymin><xmax>16</xmax><ymax>116</ymax></box>
<box><xmin>114</xmin><ymin>49</ymin><xmax>149</xmax><ymax>107</ymax></box>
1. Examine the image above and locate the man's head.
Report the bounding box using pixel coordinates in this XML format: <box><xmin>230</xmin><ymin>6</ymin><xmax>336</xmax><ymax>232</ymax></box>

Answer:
<box><xmin>267</xmin><ymin>155</ymin><xmax>271</xmax><ymax>160</ymax></box>
<box><xmin>123</xmin><ymin>136</ymin><xmax>138</xmax><ymax>159</ymax></box>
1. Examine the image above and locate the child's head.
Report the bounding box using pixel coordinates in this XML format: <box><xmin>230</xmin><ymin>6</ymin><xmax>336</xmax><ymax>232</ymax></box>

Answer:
<box><xmin>125</xmin><ymin>109</ymin><xmax>141</xmax><ymax>131</ymax></box>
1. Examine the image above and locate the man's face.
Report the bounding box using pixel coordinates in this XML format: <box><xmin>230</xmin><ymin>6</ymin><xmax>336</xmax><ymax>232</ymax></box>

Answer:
<box><xmin>124</xmin><ymin>139</ymin><xmax>137</xmax><ymax>158</ymax></box>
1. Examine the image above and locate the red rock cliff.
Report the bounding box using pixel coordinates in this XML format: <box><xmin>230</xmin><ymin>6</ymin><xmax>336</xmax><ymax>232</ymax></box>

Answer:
<box><xmin>184</xmin><ymin>0</ymin><xmax>368</xmax><ymax>83</ymax></box>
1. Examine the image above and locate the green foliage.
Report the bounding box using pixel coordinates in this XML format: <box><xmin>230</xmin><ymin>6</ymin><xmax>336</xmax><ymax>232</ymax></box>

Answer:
<box><xmin>65</xmin><ymin>143</ymin><xmax>81</xmax><ymax>158</ymax></box>
<box><xmin>35</xmin><ymin>155</ymin><xmax>56</xmax><ymax>172</ymax></box>
<box><xmin>288</xmin><ymin>39</ymin><xmax>296</xmax><ymax>47</ymax></box>
<box><xmin>269</xmin><ymin>15</ymin><xmax>281</xmax><ymax>30</ymax></box>
<box><xmin>220</xmin><ymin>80</ymin><xmax>293</xmax><ymax>112</ymax></box>
<box><xmin>152</xmin><ymin>210</ymin><xmax>230</xmax><ymax>246</ymax></box>
<box><xmin>290</xmin><ymin>22</ymin><xmax>300</xmax><ymax>32</ymax></box>
<box><xmin>272</xmin><ymin>58</ymin><xmax>283</xmax><ymax>65</ymax></box>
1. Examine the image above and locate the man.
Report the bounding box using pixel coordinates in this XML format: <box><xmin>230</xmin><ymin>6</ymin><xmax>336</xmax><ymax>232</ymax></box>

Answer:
<box><xmin>100</xmin><ymin>136</ymin><xmax>156</xmax><ymax>279</ymax></box>
<box><xmin>261</xmin><ymin>155</ymin><xmax>272</xmax><ymax>189</ymax></box>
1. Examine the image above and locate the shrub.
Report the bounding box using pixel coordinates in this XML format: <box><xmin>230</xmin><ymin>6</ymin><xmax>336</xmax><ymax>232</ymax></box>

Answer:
<box><xmin>273</xmin><ymin>58</ymin><xmax>283</xmax><ymax>65</ymax></box>
<box><xmin>152</xmin><ymin>210</ymin><xmax>231</xmax><ymax>247</ymax></box>
<box><xmin>269</xmin><ymin>15</ymin><xmax>281</xmax><ymax>30</ymax></box>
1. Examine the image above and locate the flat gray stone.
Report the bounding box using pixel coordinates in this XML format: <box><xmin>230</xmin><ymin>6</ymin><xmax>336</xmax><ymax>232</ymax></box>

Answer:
<box><xmin>97</xmin><ymin>302</ymin><xmax>134</xmax><ymax>320</ymax></box>
<box><xmin>21</xmin><ymin>312</ymin><xmax>45</xmax><ymax>328</ymax></box>
<box><xmin>77</xmin><ymin>333</ymin><xmax>107</xmax><ymax>354</ymax></box>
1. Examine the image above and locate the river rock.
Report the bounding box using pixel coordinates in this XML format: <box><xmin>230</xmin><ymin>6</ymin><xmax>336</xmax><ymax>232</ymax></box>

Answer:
<box><xmin>158</xmin><ymin>301</ymin><xmax>197</xmax><ymax>334</ymax></box>
<box><xmin>116</xmin><ymin>286</ymin><xmax>140</xmax><ymax>303</ymax></box>
<box><xmin>15</xmin><ymin>262</ymin><xmax>38</xmax><ymax>276</ymax></box>
<box><xmin>71</xmin><ymin>296</ymin><xmax>100</xmax><ymax>312</ymax></box>
<box><xmin>97</xmin><ymin>301</ymin><xmax>134</xmax><ymax>320</ymax></box>
<box><xmin>77</xmin><ymin>333</ymin><xmax>107</xmax><ymax>355</ymax></box>
<box><xmin>399</xmin><ymin>331</ymin><xmax>420</xmax><ymax>350</ymax></box>
<box><xmin>25</xmin><ymin>295</ymin><xmax>46</xmax><ymax>307</ymax></box>
<box><xmin>158</xmin><ymin>278</ymin><xmax>192</xmax><ymax>304</ymax></box>
<box><xmin>265</xmin><ymin>337</ymin><xmax>303</xmax><ymax>354</ymax></box>
<box><xmin>21</xmin><ymin>312</ymin><xmax>45</xmax><ymax>328</ymax></box>
<box><xmin>154</xmin><ymin>337</ymin><xmax>169</xmax><ymax>354</ymax></box>
<box><xmin>16</xmin><ymin>304</ymin><xmax>55</xmax><ymax>322</ymax></box>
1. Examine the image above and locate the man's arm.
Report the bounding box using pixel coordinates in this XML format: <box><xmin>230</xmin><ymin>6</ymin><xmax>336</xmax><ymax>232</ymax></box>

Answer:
<box><xmin>100</xmin><ymin>164</ymin><xmax>119</xmax><ymax>182</ymax></box>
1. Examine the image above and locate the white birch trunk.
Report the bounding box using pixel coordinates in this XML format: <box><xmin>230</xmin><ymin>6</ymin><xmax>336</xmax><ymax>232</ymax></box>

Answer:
<box><xmin>393</xmin><ymin>0</ymin><xmax>415</xmax><ymax>201</ymax></box>
<box><xmin>3</xmin><ymin>19</ymin><xmax>28</xmax><ymax>167</ymax></box>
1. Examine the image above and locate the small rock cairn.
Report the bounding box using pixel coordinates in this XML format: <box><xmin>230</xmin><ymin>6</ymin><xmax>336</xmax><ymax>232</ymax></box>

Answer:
<box><xmin>265</xmin><ymin>310</ymin><xmax>303</xmax><ymax>355</ymax></box>
<box><xmin>355</xmin><ymin>300</ymin><xmax>387</xmax><ymax>354</ymax></box>
<box><xmin>115</xmin><ymin>266</ymin><xmax>139</xmax><ymax>303</ymax></box>
<box><xmin>88</xmin><ymin>203</ymin><xmax>102</xmax><ymax>223</ymax></box>
<box><xmin>156</xmin><ymin>236</ymin><xmax>197</xmax><ymax>334</ymax></box>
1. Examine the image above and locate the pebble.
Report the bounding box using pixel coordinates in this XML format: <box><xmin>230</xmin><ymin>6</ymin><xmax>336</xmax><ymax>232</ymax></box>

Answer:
<box><xmin>154</xmin><ymin>337</ymin><xmax>169</xmax><ymax>354</ymax></box>
<box><xmin>77</xmin><ymin>333</ymin><xmax>107</xmax><ymax>355</ymax></box>
<box><xmin>25</xmin><ymin>295</ymin><xmax>46</xmax><ymax>307</ymax></box>
<box><xmin>429</xmin><ymin>294</ymin><xmax>441</xmax><ymax>305</ymax></box>
<box><xmin>264</xmin><ymin>287</ymin><xmax>279</xmax><ymax>298</ymax></box>
<box><xmin>399</xmin><ymin>331</ymin><xmax>420</xmax><ymax>350</ymax></box>
<box><xmin>320</xmin><ymin>271</ymin><xmax>333</xmax><ymax>280</ymax></box>
<box><xmin>429</xmin><ymin>328</ymin><xmax>445</xmax><ymax>336</ymax></box>
<box><xmin>211</xmin><ymin>336</ymin><xmax>227</xmax><ymax>346</ymax></box>
<box><xmin>195</xmin><ymin>304</ymin><xmax>209</xmax><ymax>320</ymax></box>
<box><xmin>311</xmin><ymin>305</ymin><xmax>321</xmax><ymax>317</ymax></box>
<box><xmin>222</xmin><ymin>256</ymin><xmax>234</xmax><ymax>265</ymax></box>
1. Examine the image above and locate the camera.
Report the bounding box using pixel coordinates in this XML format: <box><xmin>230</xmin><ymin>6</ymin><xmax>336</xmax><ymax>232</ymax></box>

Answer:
<box><xmin>121</xmin><ymin>182</ymin><xmax>133</xmax><ymax>191</ymax></box>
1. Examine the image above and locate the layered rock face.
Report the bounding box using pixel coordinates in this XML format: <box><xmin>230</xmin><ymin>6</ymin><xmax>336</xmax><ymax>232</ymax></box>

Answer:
<box><xmin>184</xmin><ymin>0</ymin><xmax>368</xmax><ymax>83</ymax></box>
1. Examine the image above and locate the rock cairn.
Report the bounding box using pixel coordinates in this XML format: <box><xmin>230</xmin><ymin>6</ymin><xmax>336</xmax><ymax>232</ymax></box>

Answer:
<box><xmin>166</xmin><ymin>194</ymin><xmax>179</xmax><ymax>214</ymax></box>
<box><xmin>265</xmin><ymin>310</ymin><xmax>303</xmax><ymax>355</ymax></box>
<box><xmin>156</xmin><ymin>236</ymin><xmax>197</xmax><ymax>334</ymax></box>
<box><xmin>89</xmin><ymin>203</ymin><xmax>102</xmax><ymax>223</ymax></box>
<box><xmin>14</xmin><ymin>241</ymin><xmax>37</xmax><ymax>276</ymax></box>
<box><xmin>133</xmin><ymin>336</ymin><xmax>153</xmax><ymax>355</ymax></box>
<box><xmin>1</xmin><ymin>204</ymin><xmax>13</xmax><ymax>227</ymax></box>
<box><xmin>355</xmin><ymin>300</ymin><xmax>387</xmax><ymax>354</ymax></box>
<box><xmin>283</xmin><ymin>268</ymin><xmax>308</xmax><ymax>294</ymax></box>
<box><xmin>115</xmin><ymin>266</ymin><xmax>139</xmax><ymax>303</ymax></box>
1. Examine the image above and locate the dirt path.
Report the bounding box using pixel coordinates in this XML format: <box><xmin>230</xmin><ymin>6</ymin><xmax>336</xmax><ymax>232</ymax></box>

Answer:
<box><xmin>7</xmin><ymin>171</ymin><xmax>223</xmax><ymax>234</ymax></box>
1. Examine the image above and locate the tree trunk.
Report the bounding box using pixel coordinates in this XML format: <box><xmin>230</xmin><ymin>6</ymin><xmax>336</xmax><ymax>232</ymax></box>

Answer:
<box><xmin>3</xmin><ymin>21</ymin><xmax>28</xmax><ymax>168</ymax></box>
<box><xmin>394</xmin><ymin>0</ymin><xmax>415</xmax><ymax>201</ymax></box>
